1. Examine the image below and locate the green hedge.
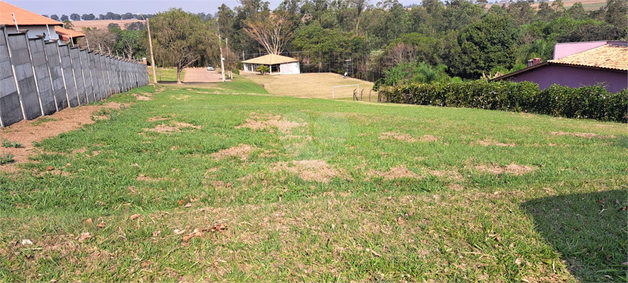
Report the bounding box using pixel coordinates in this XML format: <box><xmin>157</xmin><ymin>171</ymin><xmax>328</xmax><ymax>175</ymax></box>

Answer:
<box><xmin>380</xmin><ymin>81</ymin><xmax>627</xmax><ymax>122</ymax></box>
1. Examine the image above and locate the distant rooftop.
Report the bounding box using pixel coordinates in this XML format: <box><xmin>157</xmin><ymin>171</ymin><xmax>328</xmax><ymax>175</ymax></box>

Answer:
<box><xmin>55</xmin><ymin>26</ymin><xmax>85</xmax><ymax>41</ymax></box>
<box><xmin>0</xmin><ymin>1</ymin><xmax>62</xmax><ymax>27</ymax></box>
<box><xmin>242</xmin><ymin>54</ymin><xmax>298</xmax><ymax>65</ymax></box>
<box><xmin>550</xmin><ymin>44</ymin><xmax>628</xmax><ymax>71</ymax></box>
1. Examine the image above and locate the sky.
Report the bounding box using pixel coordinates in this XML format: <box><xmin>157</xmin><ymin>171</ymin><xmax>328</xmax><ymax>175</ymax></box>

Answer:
<box><xmin>9</xmin><ymin>0</ymin><xmax>422</xmax><ymax>17</ymax></box>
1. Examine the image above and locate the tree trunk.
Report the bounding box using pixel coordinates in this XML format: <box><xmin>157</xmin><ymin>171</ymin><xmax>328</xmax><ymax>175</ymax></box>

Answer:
<box><xmin>177</xmin><ymin>67</ymin><xmax>182</xmax><ymax>84</ymax></box>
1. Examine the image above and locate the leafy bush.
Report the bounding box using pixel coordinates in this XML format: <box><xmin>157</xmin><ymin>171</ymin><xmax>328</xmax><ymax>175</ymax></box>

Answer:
<box><xmin>380</xmin><ymin>81</ymin><xmax>627</xmax><ymax>122</ymax></box>
<box><xmin>256</xmin><ymin>65</ymin><xmax>270</xmax><ymax>75</ymax></box>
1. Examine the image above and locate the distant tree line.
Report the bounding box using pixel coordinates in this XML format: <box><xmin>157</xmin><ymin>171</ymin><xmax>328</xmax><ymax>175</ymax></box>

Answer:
<box><xmin>215</xmin><ymin>0</ymin><xmax>626</xmax><ymax>81</ymax></box>
<box><xmin>52</xmin><ymin>0</ymin><xmax>626</xmax><ymax>85</ymax></box>
<box><xmin>43</xmin><ymin>12</ymin><xmax>213</xmax><ymax>22</ymax></box>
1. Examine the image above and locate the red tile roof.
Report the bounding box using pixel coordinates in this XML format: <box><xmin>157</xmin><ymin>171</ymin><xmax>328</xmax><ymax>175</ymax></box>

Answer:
<box><xmin>549</xmin><ymin>44</ymin><xmax>628</xmax><ymax>71</ymax></box>
<box><xmin>0</xmin><ymin>1</ymin><xmax>62</xmax><ymax>26</ymax></box>
<box><xmin>55</xmin><ymin>26</ymin><xmax>85</xmax><ymax>40</ymax></box>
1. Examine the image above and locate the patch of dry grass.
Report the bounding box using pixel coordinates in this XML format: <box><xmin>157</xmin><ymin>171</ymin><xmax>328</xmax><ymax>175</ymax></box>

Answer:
<box><xmin>242</xmin><ymin>73</ymin><xmax>374</xmax><ymax>99</ymax></box>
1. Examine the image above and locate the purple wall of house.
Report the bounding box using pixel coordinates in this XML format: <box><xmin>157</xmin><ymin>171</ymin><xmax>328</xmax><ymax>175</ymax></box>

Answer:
<box><xmin>508</xmin><ymin>65</ymin><xmax>627</xmax><ymax>93</ymax></box>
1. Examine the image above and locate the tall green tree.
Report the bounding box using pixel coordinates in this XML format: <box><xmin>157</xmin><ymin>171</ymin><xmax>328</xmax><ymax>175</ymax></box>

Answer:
<box><xmin>454</xmin><ymin>13</ymin><xmax>519</xmax><ymax>79</ymax></box>
<box><xmin>151</xmin><ymin>8</ymin><xmax>215</xmax><ymax>84</ymax></box>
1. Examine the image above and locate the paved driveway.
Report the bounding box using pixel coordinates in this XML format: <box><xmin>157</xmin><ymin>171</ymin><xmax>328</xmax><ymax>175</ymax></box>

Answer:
<box><xmin>183</xmin><ymin>67</ymin><xmax>224</xmax><ymax>83</ymax></box>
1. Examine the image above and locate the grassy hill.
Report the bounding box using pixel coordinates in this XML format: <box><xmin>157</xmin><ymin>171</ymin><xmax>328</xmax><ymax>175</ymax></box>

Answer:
<box><xmin>0</xmin><ymin>77</ymin><xmax>625</xmax><ymax>282</ymax></box>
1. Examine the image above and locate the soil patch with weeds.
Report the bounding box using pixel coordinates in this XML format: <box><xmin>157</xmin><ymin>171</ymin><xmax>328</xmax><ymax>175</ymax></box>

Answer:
<box><xmin>144</xmin><ymin>121</ymin><xmax>202</xmax><ymax>134</ymax></box>
<box><xmin>132</xmin><ymin>93</ymin><xmax>152</xmax><ymax>101</ymax></box>
<box><xmin>211</xmin><ymin>144</ymin><xmax>255</xmax><ymax>161</ymax></box>
<box><xmin>548</xmin><ymin>131</ymin><xmax>612</xmax><ymax>139</ymax></box>
<box><xmin>471</xmin><ymin>163</ymin><xmax>538</xmax><ymax>175</ymax></box>
<box><xmin>147</xmin><ymin>116</ymin><xmax>173</xmax><ymax>122</ymax></box>
<box><xmin>379</xmin><ymin>132</ymin><xmax>437</xmax><ymax>142</ymax></box>
<box><xmin>236</xmin><ymin>113</ymin><xmax>307</xmax><ymax>134</ymax></box>
<box><xmin>474</xmin><ymin>138</ymin><xmax>516</xmax><ymax>147</ymax></box>
<box><xmin>271</xmin><ymin>160</ymin><xmax>342</xmax><ymax>183</ymax></box>
<box><xmin>370</xmin><ymin>165</ymin><xmax>422</xmax><ymax>180</ymax></box>
<box><xmin>0</xmin><ymin>102</ymin><xmax>127</xmax><ymax>173</ymax></box>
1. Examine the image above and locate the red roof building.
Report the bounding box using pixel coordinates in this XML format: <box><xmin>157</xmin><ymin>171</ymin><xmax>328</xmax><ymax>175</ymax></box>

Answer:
<box><xmin>0</xmin><ymin>1</ymin><xmax>83</xmax><ymax>45</ymax></box>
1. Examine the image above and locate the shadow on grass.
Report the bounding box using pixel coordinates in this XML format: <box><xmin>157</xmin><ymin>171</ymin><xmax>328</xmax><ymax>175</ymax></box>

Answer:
<box><xmin>521</xmin><ymin>189</ymin><xmax>628</xmax><ymax>282</ymax></box>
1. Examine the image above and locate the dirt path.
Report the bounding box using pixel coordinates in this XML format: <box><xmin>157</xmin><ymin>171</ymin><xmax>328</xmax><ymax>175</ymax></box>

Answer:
<box><xmin>184</xmin><ymin>68</ymin><xmax>224</xmax><ymax>83</ymax></box>
<box><xmin>0</xmin><ymin>102</ymin><xmax>128</xmax><ymax>173</ymax></box>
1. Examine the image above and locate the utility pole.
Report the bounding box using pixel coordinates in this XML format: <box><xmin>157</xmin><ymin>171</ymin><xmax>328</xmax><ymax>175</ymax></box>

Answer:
<box><xmin>145</xmin><ymin>16</ymin><xmax>158</xmax><ymax>84</ymax></box>
<box><xmin>216</xmin><ymin>19</ymin><xmax>225</xmax><ymax>82</ymax></box>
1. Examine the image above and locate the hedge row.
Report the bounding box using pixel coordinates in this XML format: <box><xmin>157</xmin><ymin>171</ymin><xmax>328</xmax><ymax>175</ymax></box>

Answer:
<box><xmin>379</xmin><ymin>80</ymin><xmax>627</xmax><ymax>122</ymax></box>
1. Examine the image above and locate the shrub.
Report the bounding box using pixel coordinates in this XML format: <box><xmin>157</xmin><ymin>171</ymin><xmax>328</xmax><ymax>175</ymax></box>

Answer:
<box><xmin>379</xmin><ymin>81</ymin><xmax>627</xmax><ymax>122</ymax></box>
<box><xmin>256</xmin><ymin>65</ymin><xmax>270</xmax><ymax>75</ymax></box>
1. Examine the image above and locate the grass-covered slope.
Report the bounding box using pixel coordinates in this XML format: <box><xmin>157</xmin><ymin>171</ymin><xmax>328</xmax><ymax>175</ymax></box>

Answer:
<box><xmin>1</xmin><ymin>78</ymin><xmax>626</xmax><ymax>282</ymax></box>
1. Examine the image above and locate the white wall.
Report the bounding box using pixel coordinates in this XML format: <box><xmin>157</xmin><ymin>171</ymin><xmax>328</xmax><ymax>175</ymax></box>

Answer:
<box><xmin>280</xmin><ymin>62</ymin><xmax>300</xmax><ymax>74</ymax></box>
<box><xmin>6</xmin><ymin>25</ymin><xmax>59</xmax><ymax>42</ymax></box>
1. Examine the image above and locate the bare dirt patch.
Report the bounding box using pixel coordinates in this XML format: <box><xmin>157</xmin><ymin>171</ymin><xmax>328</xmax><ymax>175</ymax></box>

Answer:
<box><xmin>211</xmin><ymin>144</ymin><xmax>255</xmax><ymax>161</ymax></box>
<box><xmin>474</xmin><ymin>138</ymin><xmax>516</xmax><ymax>147</ymax></box>
<box><xmin>471</xmin><ymin>163</ymin><xmax>538</xmax><ymax>176</ymax></box>
<box><xmin>428</xmin><ymin>169</ymin><xmax>465</xmax><ymax>182</ymax></box>
<box><xmin>548</xmin><ymin>131</ymin><xmax>613</xmax><ymax>139</ymax></box>
<box><xmin>379</xmin><ymin>132</ymin><xmax>438</xmax><ymax>143</ymax></box>
<box><xmin>0</xmin><ymin>102</ymin><xmax>127</xmax><ymax>173</ymax></box>
<box><xmin>236</xmin><ymin>113</ymin><xmax>307</xmax><ymax>134</ymax></box>
<box><xmin>271</xmin><ymin>160</ymin><xmax>342</xmax><ymax>183</ymax></box>
<box><xmin>144</xmin><ymin>124</ymin><xmax>180</xmax><ymax>134</ymax></box>
<box><xmin>132</xmin><ymin>93</ymin><xmax>152</xmax><ymax>101</ymax></box>
<box><xmin>143</xmin><ymin>121</ymin><xmax>202</xmax><ymax>134</ymax></box>
<box><xmin>369</xmin><ymin>165</ymin><xmax>422</xmax><ymax>180</ymax></box>
<box><xmin>147</xmin><ymin>116</ymin><xmax>172</xmax><ymax>122</ymax></box>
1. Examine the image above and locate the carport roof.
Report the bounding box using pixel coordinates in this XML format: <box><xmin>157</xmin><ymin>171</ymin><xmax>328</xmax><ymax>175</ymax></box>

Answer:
<box><xmin>242</xmin><ymin>54</ymin><xmax>298</xmax><ymax>65</ymax></box>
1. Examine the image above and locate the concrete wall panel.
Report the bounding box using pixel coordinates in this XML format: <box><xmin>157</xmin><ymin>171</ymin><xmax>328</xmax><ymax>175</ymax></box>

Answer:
<box><xmin>45</xmin><ymin>42</ymin><xmax>68</xmax><ymax>110</ymax></box>
<box><xmin>8</xmin><ymin>33</ymin><xmax>41</xmax><ymax>120</ymax></box>
<box><xmin>29</xmin><ymin>38</ymin><xmax>56</xmax><ymax>115</ymax></box>
<box><xmin>59</xmin><ymin>45</ymin><xmax>78</xmax><ymax>107</ymax></box>
<box><xmin>70</xmin><ymin>47</ymin><xmax>86</xmax><ymax>105</ymax></box>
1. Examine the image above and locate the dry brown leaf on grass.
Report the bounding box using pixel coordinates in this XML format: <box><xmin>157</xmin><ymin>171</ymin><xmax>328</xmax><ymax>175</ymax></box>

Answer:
<box><xmin>130</xmin><ymin>214</ymin><xmax>141</xmax><ymax>220</ymax></box>
<box><xmin>366</xmin><ymin>248</ymin><xmax>382</xmax><ymax>257</ymax></box>
<box><xmin>78</xmin><ymin>232</ymin><xmax>91</xmax><ymax>242</ymax></box>
<box><xmin>85</xmin><ymin>218</ymin><xmax>93</xmax><ymax>224</ymax></box>
<box><xmin>182</xmin><ymin>229</ymin><xmax>204</xmax><ymax>242</ymax></box>
<box><xmin>96</xmin><ymin>222</ymin><xmax>105</xmax><ymax>228</ymax></box>
<box><xmin>181</xmin><ymin>224</ymin><xmax>228</xmax><ymax>242</ymax></box>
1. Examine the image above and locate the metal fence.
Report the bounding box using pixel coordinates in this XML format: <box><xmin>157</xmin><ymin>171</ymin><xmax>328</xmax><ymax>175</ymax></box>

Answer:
<box><xmin>0</xmin><ymin>26</ymin><xmax>149</xmax><ymax>127</ymax></box>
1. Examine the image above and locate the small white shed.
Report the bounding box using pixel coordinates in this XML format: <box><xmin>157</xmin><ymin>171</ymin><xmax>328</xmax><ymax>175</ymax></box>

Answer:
<box><xmin>242</xmin><ymin>54</ymin><xmax>300</xmax><ymax>75</ymax></box>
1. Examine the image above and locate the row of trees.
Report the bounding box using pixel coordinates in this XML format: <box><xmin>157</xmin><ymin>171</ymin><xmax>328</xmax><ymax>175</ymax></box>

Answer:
<box><xmin>75</xmin><ymin>0</ymin><xmax>626</xmax><ymax>86</ymax></box>
<box><xmin>215</xmin><ymin>0</ymin><xmax>626</xmax><ymax>81</ymax></box>
<box><xmin>43</xmin><ymin>12</ymin><xmax>213</xmax><ymax>22</ymax></box>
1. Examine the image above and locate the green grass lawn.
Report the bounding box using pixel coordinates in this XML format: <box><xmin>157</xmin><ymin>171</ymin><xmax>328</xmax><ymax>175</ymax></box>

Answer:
<box><xmin>147</xmin><ymin>67</ymin><xmax>186</xmax><ymax>83</ymax></box>
<box><xmin>1</xmin><ymin>78</ymin><xmax>626</xmax><ymax>282</ymax></box>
